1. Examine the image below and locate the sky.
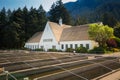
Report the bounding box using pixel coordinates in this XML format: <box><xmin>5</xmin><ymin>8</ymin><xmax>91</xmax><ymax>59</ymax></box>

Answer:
<box><xmin>0</xmin><ymin>0</ymin><xmax>77</xmax><ymax>11</ymax></box>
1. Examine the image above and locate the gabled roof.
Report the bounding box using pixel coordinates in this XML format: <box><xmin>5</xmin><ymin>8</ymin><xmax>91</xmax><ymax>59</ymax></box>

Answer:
<box><xmin>49</xmin><ymin>22</ymin><xmax>71</xmax><ymax>41</ymax></box>
<box><xmin>27</xmin><ymin>32</ymin><xmax>43</xmax><ymax>43</ymax></box>
<box><xmin>60</xmin><ymin>25</ymin><xmax>89</xmax><ymax>41</ymax></box>
<box><xmin>26</xmin><ymin>21</ymin><xmax>91</xmax><ymax>43</ymax></box>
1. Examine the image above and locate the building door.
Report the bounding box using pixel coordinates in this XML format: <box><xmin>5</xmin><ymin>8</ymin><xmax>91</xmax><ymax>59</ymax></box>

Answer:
<box><xmin>44</xmin><ymin>44</ymin><xmax>49</xmax><ymax>51</ymax></box>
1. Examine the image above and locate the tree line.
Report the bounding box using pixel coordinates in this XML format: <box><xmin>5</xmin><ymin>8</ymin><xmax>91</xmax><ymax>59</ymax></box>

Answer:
<box><xmin>0</xmin><ymin>5</ymin><xmax>47</xmax><ymax>49</ymax></box>
<box><xmin>0</xmin><ymin>0</ymin><xmax>72</xmax><ymax>49</ymax></box>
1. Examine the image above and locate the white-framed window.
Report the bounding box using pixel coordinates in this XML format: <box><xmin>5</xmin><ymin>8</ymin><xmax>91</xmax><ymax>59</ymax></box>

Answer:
<box><xmin>43</xmin><ymin>39</ymin><xmax>53</xmax><ymax>42</ymax></box>
<box><xmin>80</xmin><ymin>44</ymin><xmax>83</xmax><ymax>47</ymax></box>
<box><xmin>75</xmin><ymin>44</ymin><xmax>77</xmax><ymax>49</ymax></box>
<box><xmin>70</xmin><ymin>44</ymin><xmax>72</xmax><ymax>48</ymax></box>
<box><xmin>66</xmin><ymin>44</ymin><xmax>68</xmax><ymax>49</ymax></box>
<box><xmin>41</xmin><ymin>46</ymin><xmax>44</xmax><ymax>49</ymax></box>
<box><xmin>52</xmin><ymin>45</ymin><xmax>56</xmax><ymax>49</ymax></box>
<box><xmin>86</xmin><ymin>44</ymin><xmax>89</xmax><ymax>49</ymax></box>
<box><xmin>61</xmin><ymin>44</ymin><xmax>64</xmax><ymax>49</ymax></box>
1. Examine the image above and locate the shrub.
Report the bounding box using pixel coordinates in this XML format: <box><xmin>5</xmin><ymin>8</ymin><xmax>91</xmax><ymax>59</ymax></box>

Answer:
<box><xmin>57</xmin><ymin>50</ymin><xmax>63</xmax><ymax>52</ymax></box>
<box><xmin>66</xmin><ymin>48</ymin><xmax>74</xmax><ymax>52</ymax></box>
<box><xmin>34</xmin><ymin>48</ymin><xmax>43</xmax><ymax>51</ymax></box>
<box><xmin>89</xmin><ymin>47</ymin><xmax>106</xmax><ymax>54</ymax></box>
<box><xmin>21</xmin><ymin>47</ymin><xmax>30</xmax><ymax>50</ymax></box>
<box><xmin>111</xmin><ymin>48</ymin><xmax>120</xmax><ymax>52</ymax></box>
<box><xmin>106</xmin><ymin>38</ymin><xmax>117</xmax><ymax>48</ymax></box>
<box><xmin>48</xmin><ymin>49</ymin><xmax>57</xmax><ymax>52</ymax></box>
<box><xmin>75</xmin><ymin>47</ymin><xmax>88</xmax><ymax>53</ymax></box>
<box><xmin>113</xmin><ymin>37</ymin><xmax>120</xmax><ymax>48</ymax></box>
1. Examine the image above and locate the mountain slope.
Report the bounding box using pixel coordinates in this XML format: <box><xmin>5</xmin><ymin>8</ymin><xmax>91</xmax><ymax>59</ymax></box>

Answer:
<box><xmin>64</xmin><ymin>0</ymin><xmax>120</xmax><ymax>22</ymax></box>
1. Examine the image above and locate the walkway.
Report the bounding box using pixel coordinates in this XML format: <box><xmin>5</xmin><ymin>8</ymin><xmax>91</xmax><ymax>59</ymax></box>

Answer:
<box><xmin>100</xmin><ymin>70</ymin><xmax>120</xmax><ymax>80</ymax></box>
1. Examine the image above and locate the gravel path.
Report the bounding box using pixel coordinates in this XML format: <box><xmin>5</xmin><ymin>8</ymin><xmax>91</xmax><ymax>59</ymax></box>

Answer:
<box><xmin>101</xmin><ymin>52</ymin><xmax>120</xmax><ymax>57</ymax></box>
<box><xmin>100</xmin><ymin>70</ymin><xmax>120</xmax><ymax>80</ymax></box>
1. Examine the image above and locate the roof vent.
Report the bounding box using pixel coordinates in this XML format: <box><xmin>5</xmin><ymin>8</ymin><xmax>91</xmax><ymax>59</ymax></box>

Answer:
<box><xmin>59</xmin><ymin>18</ymin><xmax>62</xmax><ymax>26</ymax></box>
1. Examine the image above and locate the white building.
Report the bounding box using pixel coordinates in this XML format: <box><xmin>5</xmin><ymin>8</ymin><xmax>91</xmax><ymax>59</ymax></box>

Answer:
<box><xmin>24</xmin><ymin>19</ymin><xmax>98</xmax><ymax>51</ymax></box>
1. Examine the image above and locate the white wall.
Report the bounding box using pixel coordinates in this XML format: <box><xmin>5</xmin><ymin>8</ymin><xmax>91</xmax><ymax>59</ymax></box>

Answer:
<box><xmin>59</xmin><ymin>40</ymin><xmax>98</xmax><ymax>51</ymax></box>
<box><xmin>39</xmin><ymin>22</ymin><xmax>59</xmax><ymax>51</ymax></box>
<box><xmin>25</xmin><ymin>43</ymin><xmax>39</xmax><ymax>50</ymax></box>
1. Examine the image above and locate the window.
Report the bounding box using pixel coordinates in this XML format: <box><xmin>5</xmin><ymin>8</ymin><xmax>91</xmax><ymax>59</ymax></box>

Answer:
<box><xmin>33</xmin><ymin>45</ymin><xmax>34</xmax><ymax>49</ymax></box>
<box><xmin>29</xmin><ymin>45</ymin><xmax>30</xmax><ymax>48</ymax></box>
<box><xmin>35</xmin><ymin>45</ymin><xmax>38</xmax><ymax>49</ymax></box>
<box><xmin>52</xmin><ymin>45</ymin><xmax>56</xmax><ymax>49</ymax></box>
<box><xmin>34</xmin><ymin>45</ymin><xmax>35</xmax><ymax>49</ymax></box>
<box><xmin>38</xmin><ymin>45</ymin><xmax>39</xmax><ymax>48</ymax></box>
<box><xmin>30</xmin><ymin>45</ymin><xmax>32</xmax><ymax>49</ymax></box>
<box><xmin>86</xmin><ymin>44</ymin><xmax>89</xmax><ymax>49</ymax></box>
<box><xmin>80</xmin><ymin>44</ymin><xmax>83</xmax><ymax>47</ymax></box>
<box><xmin>70</xmin><ymin>44</ymin><xmax>72</xmax><ymax>48</ymax></box>
<box><xmin>75</xmin><ymin>44</ymin><xmax>77</xmax><ymax>49</ymax></box>
<box><xmin>61</xmin><ymin>44</ymin><xmax>64</xmax><ymax>49</ymax></box>
<box><xmin>66</xmin><ymin>44</ymin><xmax>68</xmax><ymax>49</ymax></box>
<box><xmin>43</xmin><ymin>39</ymin><xmax>53</xmax><ymax>42</ymax></box>
<box><xmin>41</xmin><ymin>46</ymin><xmax>44</xmax><ymax>49</ymax></box>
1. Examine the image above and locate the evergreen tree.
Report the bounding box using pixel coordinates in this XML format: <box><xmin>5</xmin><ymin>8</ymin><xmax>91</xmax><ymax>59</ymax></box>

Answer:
<box><xmin>74</xmin><ymin>16</ymin><xmax>88</xmax><ymax>25</ymax></box>
<box><xmin>0</xmin><ymin>6</ymin><xmax>47</xmax><ymax>49</ymax></box>
<box><xmin>102</xmin><ymin>13</ymin><xmax>117</xmax><ymax>27</ymax></box>
<box><xmin>6</xmin><ymin>9</ymin><xmax>12</xmax><ymax>22</ymax></box>
<box><xmin>12</xmin><ymin>8</ymin><xmax>25</xmax><ymax>48</ymax></box>
<box><xmin>27</xmin><ymin>7</ymin><xmax>40</xmax><ymax>38</ymax></box>
<box><xmin>23</xmin><ymin>6</ymin><xmax>29</xmax><ymax>41</ymax></box>
<box><xmin>0</xmin><ymin>7</ymin><xmax>7</xmax><ymax>24</ymax></box>
<box><xmin>114</xmin><ymin>22</ymin><xmax>120</xmax><ymax>38</ymax></box>
<box><xmin>37</xmin><ymin>5</ymin><xmax>47</xmax><ymax>31</ymax></box>
<box><xmin>2</xmin><ymin>22</ymin><xmax>20</xmax><ymax>48</ymax></box>
<box><xmin>49</xmin><ymin>0</ymin><xmax>72</xmax><ymax>25</ymax></box>
<box><xmin>0</xmin><ymin>7</ymin><xmax>7</xmax><ymax>48</ymax></box>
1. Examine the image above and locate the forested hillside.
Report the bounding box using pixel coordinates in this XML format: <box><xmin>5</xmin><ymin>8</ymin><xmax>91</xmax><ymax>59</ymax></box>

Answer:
<box><xmin>65</xmin><ymin>0</ymin><xmax>120</xmax><ymax>24</ymax></box>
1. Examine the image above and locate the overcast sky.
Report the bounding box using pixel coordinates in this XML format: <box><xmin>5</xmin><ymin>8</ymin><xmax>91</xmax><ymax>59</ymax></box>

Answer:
<box><xmin>0</xmin><ymin>0</ymin><xmax>77</xmax><ymax>11</ymax></box>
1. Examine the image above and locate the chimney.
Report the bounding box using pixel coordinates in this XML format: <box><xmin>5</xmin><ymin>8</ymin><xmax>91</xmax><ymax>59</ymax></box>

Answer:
<box><xmin>59</xmin><ymin>18</ymin><xmax>62</xmax><ymax>26</ymax></box>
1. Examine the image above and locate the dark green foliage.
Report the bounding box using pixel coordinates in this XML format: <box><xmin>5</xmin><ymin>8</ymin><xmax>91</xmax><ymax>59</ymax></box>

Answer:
<box><xmin>48</xmin><ymin>49</ymin><xmax>58</xmax><ymax>52</ymax></box>
<box><xmin>0</xmin><ymin>5</ymin><xmax>47</xmax><ymax>49</ymax></box>
<box><xmin>114</xmin><ymin>22</ymin><xmax>120</xmax><ymax>38</ymax></box>
<box><xmin>0</xmin><ymin>8</ymin><xmax>7</xmax><ymax>48</ymax></box>
<box><xmin>89</xmin><ymin>47</ymin><xmax>106</xmax><ymax>54</ymax></box>
<box><xmin>113</xmin><ymin>37</ymin><xmax>120</xmax><ymax>48</ymax></box>
<box><xmin>34</xmin><ymin>48</ymin><xmax>44</xmax><ymax>51</ymax></box>
<box><xmin>49</xmin><ymin>0</ymin><xmax>72</xmax><ymax>25</ymax></box>
<box><xmin>74</xmin><ymin>16</ymin><xmax>88</xmax><ymax>25</ymax></box>
<box><xmin>102</xmin><ymin>13</ymin><xmax>117</xmax><ymax>27</ymax></box>
<box><xmin>66</xmin><ymin>48</ymin><xmax>74</xmax><ymax>52</ymax></box>
<box><xmin>93</xmin><ymin>2</ymin><xmax>120</xmax><ymax>27</ymax></box>
<box><xmin>75</xmin><ymin>47</ymin><xmax>88</xmax><ymax>53</ymax></box>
